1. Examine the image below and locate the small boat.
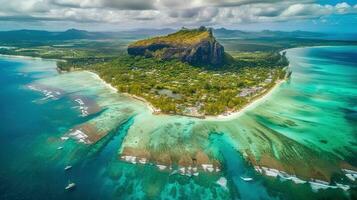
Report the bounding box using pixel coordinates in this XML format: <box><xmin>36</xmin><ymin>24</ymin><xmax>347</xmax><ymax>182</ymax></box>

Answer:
<box><xmin>240</xmin><ymin>177</ymin><xmax>253</xmax><ymax>181</ymax></box>
<box><xmin>65</xmin><ymin>182</ymin><xmax>76</xmax><ymax>190</ymax></box>
<box><xmin>64</xmin><ymin>165</ymin><xmax>72</xmax><ymax>171</ymax></box>
<box><xmin>57</xmin><ymin>146</ymin><xmax>63</xmax><ymax>150</ymax></box>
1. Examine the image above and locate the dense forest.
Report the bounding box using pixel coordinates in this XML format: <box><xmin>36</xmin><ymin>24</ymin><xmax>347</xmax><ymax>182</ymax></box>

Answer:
<box><xmin>58</xmin><ymin>52</ymin><xmax>288</xmax><ymax>116</ymax></box>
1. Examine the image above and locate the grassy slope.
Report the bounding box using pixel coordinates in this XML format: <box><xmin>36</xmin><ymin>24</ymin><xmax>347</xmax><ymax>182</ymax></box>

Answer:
<box><xmin>129</xmin><ymin>28</ymin><xmax>211</xmax><ymax>47</ymax></box>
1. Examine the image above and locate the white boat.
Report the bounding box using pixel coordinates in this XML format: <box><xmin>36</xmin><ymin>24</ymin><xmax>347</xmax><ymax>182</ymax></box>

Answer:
<box><xmin>65</xmin><ymin>182</ymin><xmax>76</xmax><ymax>190</ymax></box>
<box><xmin>240</xmin><ymin>177</ymin><xmax>253</xmax><ymax>181</ymax></box>
<box><xmin>64</xmin><ymin>165</ymin><xmax>72</xmax><ymax>170</ymax></box>
<box><xmin>57</xmin><ymin>146</ymin><xmax>63</xmax><ymax>150</ymax></box>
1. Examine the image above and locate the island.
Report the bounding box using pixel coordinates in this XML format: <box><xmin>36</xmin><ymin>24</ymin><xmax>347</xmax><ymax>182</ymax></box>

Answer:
<box><xmin>58</xmin><ymin>27</ymin><xmax>289</xmax><ymax>117</ymax></box>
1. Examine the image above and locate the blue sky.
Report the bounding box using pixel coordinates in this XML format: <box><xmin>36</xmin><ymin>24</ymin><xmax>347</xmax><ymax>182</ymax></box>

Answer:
<box><xmin>0</xmin><ymin>0</ymin><xmax>356</xmax><ymax>32</ymax></box>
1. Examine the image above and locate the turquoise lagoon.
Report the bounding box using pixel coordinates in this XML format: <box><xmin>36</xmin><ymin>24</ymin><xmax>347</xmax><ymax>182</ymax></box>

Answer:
<box><xmin>0</xmin><ymin>46</ymin><xmax>356</xmax><ymax>200</ymax></box>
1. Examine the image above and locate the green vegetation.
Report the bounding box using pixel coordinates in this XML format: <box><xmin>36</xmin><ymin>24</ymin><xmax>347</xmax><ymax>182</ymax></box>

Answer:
<box><xmin>59</xmin><ymin>52</ymin><xmax>288</xmax><ymax>116</ymax></box>
<box><xmin>0</xmin><ymin>40</ymin><xmax>127</xmax><ymax>59</ymax></box>
<box><xmin>130</xmin><ymin>27</ymin><xmax>211</xmax><ymax>47</ymax></box>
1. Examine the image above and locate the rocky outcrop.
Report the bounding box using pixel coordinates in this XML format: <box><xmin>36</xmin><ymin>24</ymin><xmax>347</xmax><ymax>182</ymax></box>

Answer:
<box><xmin>127</xmin><ymin>27</ymin><xmax>225</xmax><ymax>66</ymax></box>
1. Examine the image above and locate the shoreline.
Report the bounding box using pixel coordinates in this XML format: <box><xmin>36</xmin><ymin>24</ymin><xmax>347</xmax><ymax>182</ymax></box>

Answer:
<box><xmin>0</xmin><ymin>53</ymin><xmax>288</xmax><ymax>121</ymax></box>
<box><xmin>0</xmin><ymin>53</ymin><xmax>66</xmax><ymax>62</ymax></box>
<box><xmin>205</xmin><ymin>79</ymin><xmax>285</xmax><ymax>121</ymax></box>
<box><xmin>87</xmin><ymin>71</ymin><xmax>160</xmax><ymax>113</ymax></box>
<box><xmin>87</xmin><ymin>69</ymin><xmax>287</xmax><ymax>121</ymax></box>
<box><xmin>87</xmin><ymin>71</ymin><xmax>118</xmax><ymax>93</ymax></box>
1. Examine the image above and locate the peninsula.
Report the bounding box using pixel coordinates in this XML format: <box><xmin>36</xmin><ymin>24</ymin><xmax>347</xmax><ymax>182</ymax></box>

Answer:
<box><xmin>58</xmin><ymin>27</ymin><xmax>289</xmax><ymax>117</ymax></box>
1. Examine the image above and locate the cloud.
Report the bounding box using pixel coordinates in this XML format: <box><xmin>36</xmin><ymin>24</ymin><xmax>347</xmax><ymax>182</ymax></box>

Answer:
<box><xmin>53</xmin><ymin>0</ymin><xmax>156</xmax><ymax>10</ymax></box>
<box><xmin>335</xmin><ymin>2</ymin><xmax>351</xmax><ymax>13</ymax></box>
<box><xmin>207</xmin><ymin>0</ymin><xmax>314</xmax><ymax>7</ymax></box>
<box><xmin>279</xmin><ymin>2</ymin><xmax>357</xmax><ymax>19</ymax></box>
<box><xmin>0</xmin><ymin>0</ymin><xmax>356</xmax><ymax>29</ymax></box>
<box><xmin>280</xmin><ymin>4</ymin><xmax>332</xmax><ymax>17</ymax></box>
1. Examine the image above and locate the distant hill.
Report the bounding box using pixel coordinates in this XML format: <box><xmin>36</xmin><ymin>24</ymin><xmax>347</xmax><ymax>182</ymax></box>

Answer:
<box><xmin>0</xmin><ymin>28</ymin><xmax>352</xmax><ymax>43</ymax></box>
<box><xmin>127</xmin><ymin>27</ymin><xmax>225</xmax><ymax>66</ymax></box>
<box><xmin>213</xmin><ymin>28</ymin><xmax>326</xmax><ymax>39</ymax></box>
<box><xmin>0</xmin><ymin>28</ymin><xmax>177</xmax><ymax>42</ymax></box>
<box><xmin>118</xmin><ymin>28</ymin><xmax>175</xmax><ymax>37</ymax></box>
<box><xmin>0</xmin><ymin>29</ymin><xmax>109</xmax><ymax>41</ymax></box>
<box><xmin>0</xmin><ymin>28</ymin><xmax>354</xmax><ymax>52</ymax></box>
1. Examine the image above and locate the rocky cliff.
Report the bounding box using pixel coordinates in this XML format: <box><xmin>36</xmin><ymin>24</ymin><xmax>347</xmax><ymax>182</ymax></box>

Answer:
<box><xmin>127</xmin><ymin>27</ymin><xmax>225</xmax><ymax>66</ymax></box>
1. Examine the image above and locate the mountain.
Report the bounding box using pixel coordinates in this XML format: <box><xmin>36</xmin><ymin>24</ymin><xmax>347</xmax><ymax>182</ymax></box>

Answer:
<box><xmin>118</xmin><ymin>28</ymin><xmax>175</xmax><ymax>37</ymax></box>
<box><xmin>0</xmin><ymin>28</ymin><xmax>345</xmax><ymax>43</ymax></box>
<box><xmin>213</xmin><ymin>28</ymin><xmax>326</xmax><ymax>39</ymax></box>
<box><xmin>259</xmin><ymin>30</ymin><xmax>326</xmax><ymax>38</ymax></box>
<box><xmin>55</xmin><ymin>29</ymin><xmax>99</xmax><ymax>40</ymax></box>
<box><xmin>0</xmin><ymin>29</ymin><xmax>107</xmax><ymax>41</ymax></box>
<box><xmin>213</xmin><ymin>28</ymin><xmax>249</xmax><ymax>38</ymax></box>
<box><xmin>127</xmin><ymin>26</ymin><xmax>225</xmax><ymax>66</ymax></box>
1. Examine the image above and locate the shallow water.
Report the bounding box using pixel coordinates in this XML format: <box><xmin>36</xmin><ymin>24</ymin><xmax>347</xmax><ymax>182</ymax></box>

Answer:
<box><xmin>0</xmin><ymin>46</ymin><xmax>356</xmax><ymax>200</ymax></box>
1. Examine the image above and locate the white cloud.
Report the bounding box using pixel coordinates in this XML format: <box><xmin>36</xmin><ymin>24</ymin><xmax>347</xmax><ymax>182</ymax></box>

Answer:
<box><xmin>0</xmin><ymin>0</ymin><xmax>356</xmax><ymax>29</ymax></box>
<box><xmin>280</xmin><ymin>4</ymin><xmax>332</xmax><ymax>17</ymax></box>
<box><xmin>53</xmin><ymin>0</ymin><xmax>156</xmax><ymax>10</ymax></box>
<box><xmin>335</xmin><ymin>2</ymin><xmax>351</xmax><ymax>13</ymax></box>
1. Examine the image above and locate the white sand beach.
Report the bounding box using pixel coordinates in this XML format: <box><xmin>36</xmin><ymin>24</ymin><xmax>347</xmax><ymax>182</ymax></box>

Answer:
<box><xmin>205</xmin><ymin>79</ymin><xmax>285</xmax><ymax>121</ymax></box>
<box><xmin>87</xmin><ymin>69</ymin><xmax>286</xmax><ymax>121</ymax></box>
